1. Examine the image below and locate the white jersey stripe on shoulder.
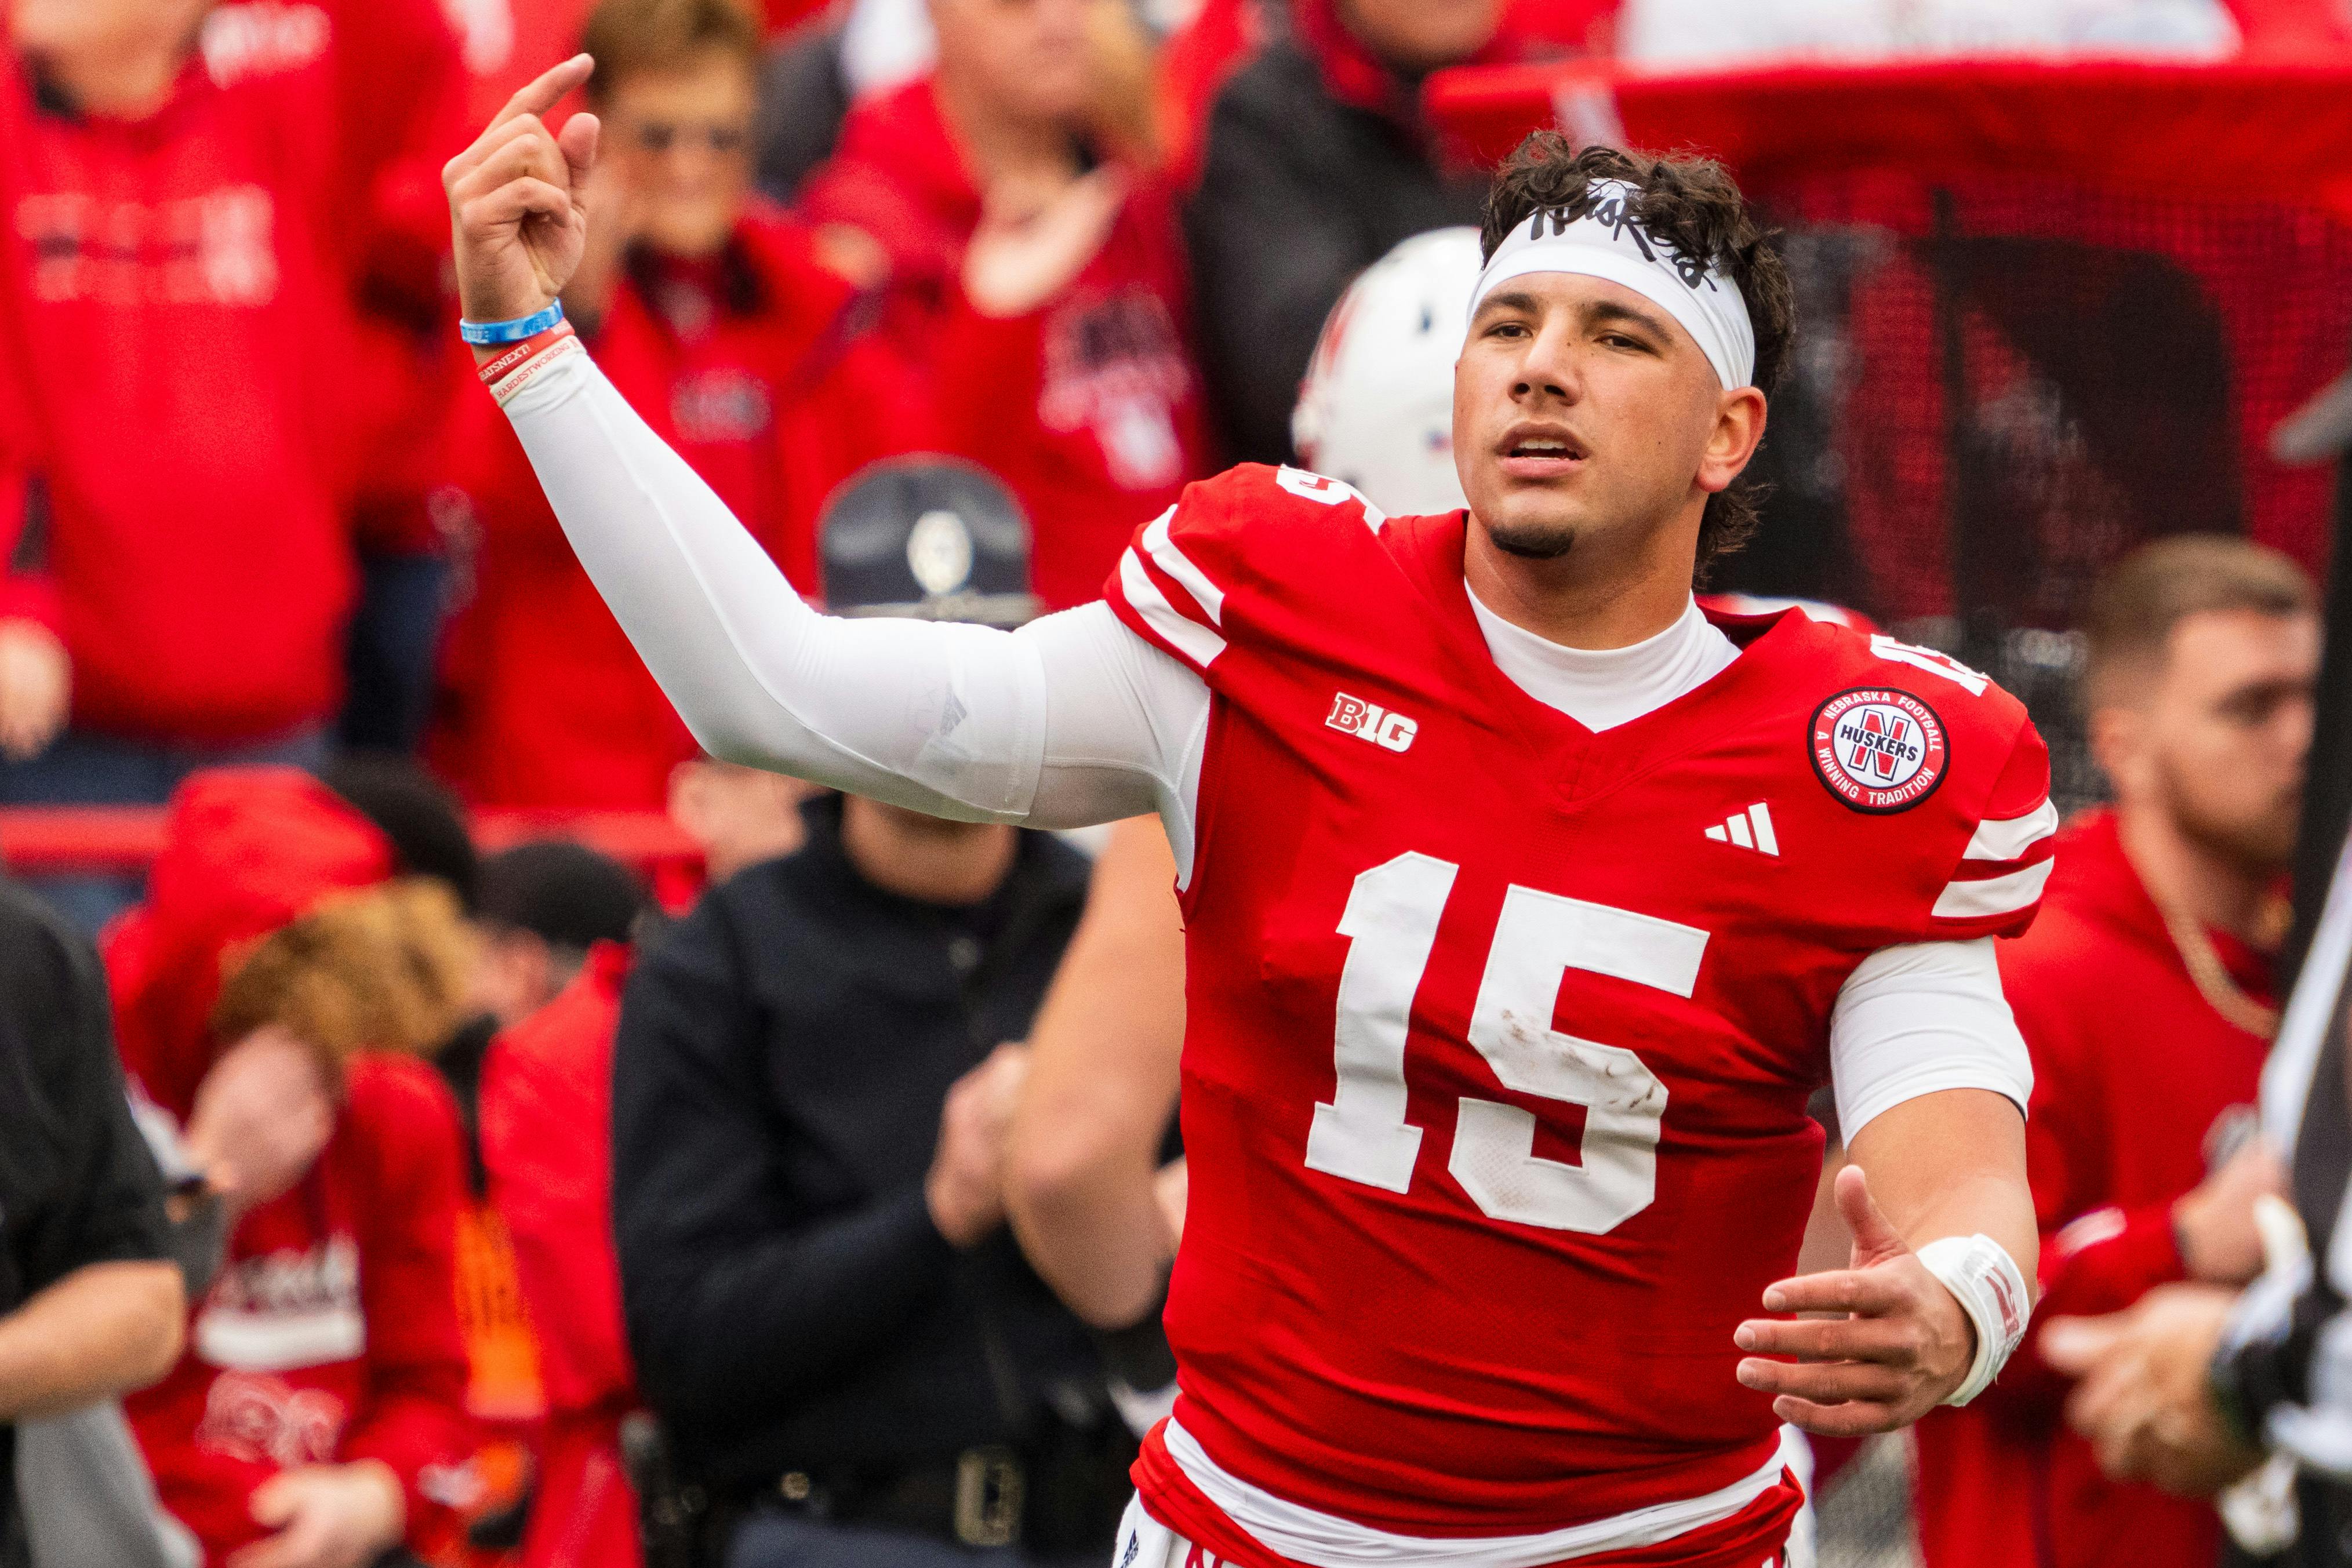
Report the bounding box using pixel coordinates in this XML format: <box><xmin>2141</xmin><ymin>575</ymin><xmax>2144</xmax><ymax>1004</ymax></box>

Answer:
<box><xmin>1121</xmin><ymin>548</ymin><xmax>1226</xmax><ymax>670</ymax></box>
<box><xmin>1143</xmin><ymin>507</ymin><xmax>1225</xmax><ymax>625</ymax></box>
<box><xmin>1964</xmin><ymin>799</ymin><xmax>2059</xmax><ymax>862</ymax></box>
<box><xmin>1932</xmin><ymin>858</ymin><xmax>2056</xmax><ymax>920</ymax></box>
<box><xmin>1161</xmin><ymin>1418</ymin><xmax>1783</xmax><ymax>1567</ymax></box>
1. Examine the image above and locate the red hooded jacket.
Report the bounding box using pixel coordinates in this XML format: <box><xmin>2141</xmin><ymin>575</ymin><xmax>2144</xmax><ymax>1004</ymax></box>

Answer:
<box><xmin>107</xmin><ymin>769</ymin><xmax>391</xmax><ymax>1120</ymax></box>
<box><xmin>1912</xmin><ymin>809</ymin><xmax>2272</xmax><ymax>1568</ymax></box>
<box><xmin>798</xmin><ymin>78</ymin><xmax>1213</xmax><ymax>610</ymax></box>
<box><xmin>434</xmin><ymin>211</ymin><xmax>908</xmax><ymax>809</ymax></box>
<box><xmin>0</xmin><ymin>56</ymin><xmax>358</xmax><ymax>743</ymax></box>
<box><xmin>105</xmin><ymin>770</ymin><xmax>475</xmax><ymax>1559</ymax></box>
<box><xmin>307</xmin><ymin>0</ymin><xmax>474</xmax><ymax>558</ymax></box>
<box><xmin>481</xmin><ymin>944</ymin><xmax>641</xmax><ymax>1568</ymax></box>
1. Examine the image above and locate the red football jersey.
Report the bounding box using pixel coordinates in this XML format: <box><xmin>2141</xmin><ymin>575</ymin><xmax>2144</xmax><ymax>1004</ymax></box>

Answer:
<box><xmin>1101</xmin><ymin>465</ymin><xmax>2054</xmax><ymax>1549</ymax></box>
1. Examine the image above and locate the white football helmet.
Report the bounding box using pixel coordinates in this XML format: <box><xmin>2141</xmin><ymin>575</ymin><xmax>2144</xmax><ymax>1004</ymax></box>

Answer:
<box><xmin>1292</xmin><ymin>227</ymin><xmax>1484</xmax><ymax>518</ymax></box>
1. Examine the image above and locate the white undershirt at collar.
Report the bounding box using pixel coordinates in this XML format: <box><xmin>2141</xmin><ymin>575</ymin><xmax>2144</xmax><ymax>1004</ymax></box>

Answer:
<box><xmin>1465</xmin><ymin>586</ymin><xmax>1740</xmax><ymax>732</ymax></box>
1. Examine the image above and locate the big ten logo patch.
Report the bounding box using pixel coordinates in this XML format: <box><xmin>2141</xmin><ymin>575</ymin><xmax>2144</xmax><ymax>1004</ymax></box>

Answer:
<box><xmin>1326</xmin><ymin>693</ymin><xmax>1417</xmax><ymax>753</ymax></box>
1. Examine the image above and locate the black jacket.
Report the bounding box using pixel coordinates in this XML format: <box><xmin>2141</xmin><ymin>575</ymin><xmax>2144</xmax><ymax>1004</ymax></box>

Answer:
<box><xmin>612</xmin><ymin>799</ymin><xmax>1098</xmax><ymax>1493</ymax></box>
<box><xmin>0</xmin><ymin>881</ymin><xmax>172</xmax><ymax>1566</ymax></box>
<box><xmin>1183</xmin><ymin>35</ymin><xmax>1486</xmax><ymax>468</ymax></box>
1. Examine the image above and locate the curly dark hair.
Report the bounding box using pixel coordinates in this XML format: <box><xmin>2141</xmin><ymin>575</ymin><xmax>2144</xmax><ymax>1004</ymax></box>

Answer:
<box><xmin>1479</xmin><ymin>134</ymin><xmax>1795</xmax><ymax>578</ymax></box>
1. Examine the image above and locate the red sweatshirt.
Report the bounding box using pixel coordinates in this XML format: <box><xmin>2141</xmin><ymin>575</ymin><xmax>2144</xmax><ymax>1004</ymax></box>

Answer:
<box><xmin>454</xmin><ymin>0</ymin><xmax>599</xmax><ymax>128</ymax></box>
<box><xmin>0</xmin><ymin>56</ymin><xmax>357</xmax><ymax>743</ymax></box>
<box><xmin>481</xmin><ymin>944</ymin><xmax>642</xmax><ymax>1568</ymax></box>
<box><xmin>270</xmin><ymin>0</ymin><xmax>472</xmax><ymax>557</ymax></box>
<box><xmin>126</xmin><ymin>1053</ymin><xmax>476</xmax><ymax>1559</ymax></box>
<box><xmin>798</xmin><ymin>78</ymin><xmax>1213</xmax><ymax>610</ymax></box>
<box><xmin>197</xmin><ymin>0</ymin><xmax>466</xmax><ymax>312</ymax></box>
<box><xmin>1912</xmin><ymin>809</ymin><xmax>2272</xmax><ymax>1568</ymax></box>
<box><xmin>103</xmin><ymin>770</ymin><xmax>474</xmax><ymax>1556</ymax></box>
<box><xmin>434</xmin><ymin>211</ymin><xmax>908</xmax><ymax>808</ymax></box>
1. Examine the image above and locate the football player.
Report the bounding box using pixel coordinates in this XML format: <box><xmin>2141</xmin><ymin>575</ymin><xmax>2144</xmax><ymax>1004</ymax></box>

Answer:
<box><xmin>445</xmin><ymin>60</ymin><xmax>2052</xmax><ymax>1568</ymax></box>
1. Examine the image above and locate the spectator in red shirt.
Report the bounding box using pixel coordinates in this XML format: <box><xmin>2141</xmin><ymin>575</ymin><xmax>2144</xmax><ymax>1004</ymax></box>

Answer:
<box><xmin>0</xmin><ymin>0</ymin><xmax>349</xmax><ymax>773</ymax></box>
<box><xmin>1912</xmin><ymin>536</ymin><xmax>2320</xmax><ymax>1568</ymax></box>
<box><xmin>434</xmin><ymin>0</ymin><xmax>904</xmax><ymax>810</ymax></box>
<box><xmin>0</xmin><ymin>0</ymin><xmax>464</xmax><ymax>927</ymax></box>
<box><xmin>101</xmin><ymin>770</ymin><xmax>477</xmax><ymax>1567</ymax></box>
<box><xmin>797</xmin><ymin>0</ymin><xmax>1213</xmax><ymax>610</ymax></box>
<box><xmin>480</xmin><ymin>942</ymin><xmax>641</xmax><ymax>1568</ymax></box>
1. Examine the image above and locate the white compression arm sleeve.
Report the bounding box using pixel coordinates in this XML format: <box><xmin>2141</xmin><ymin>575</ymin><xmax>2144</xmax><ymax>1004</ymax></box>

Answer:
<box><xmin>1829</xmin><ymin>937</ymin><xmax>2033</xmax><ymax>1139</ymax></box>
<box><xmin>500</xmin><ymin>350</ymin><xmax>1208</xmax><ymax>836</ymax></box>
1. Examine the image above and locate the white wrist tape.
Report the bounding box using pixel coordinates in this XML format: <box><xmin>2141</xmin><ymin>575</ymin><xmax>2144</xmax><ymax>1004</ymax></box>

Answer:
<box><xmin>1917</xmin><ymin>1234</ymin><xmax>2032</xmax><ymax>1407</ymax></box>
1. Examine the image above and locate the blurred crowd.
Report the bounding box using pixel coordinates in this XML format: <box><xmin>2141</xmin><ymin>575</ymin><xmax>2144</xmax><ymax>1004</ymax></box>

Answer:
<box><xmin>0</xmin><ymin>0</ymin><xmax>1607</xmax><ymax>872</ymax></box>
<box><xmin>9</xmin><ymin>0</ymin><xmax>2352</xmax><ymax>864</ymax></box>
<box><xmin>4</xmin><ymin>0</ymin><xmax>2352</xmax><ymax>1567</ymax></box>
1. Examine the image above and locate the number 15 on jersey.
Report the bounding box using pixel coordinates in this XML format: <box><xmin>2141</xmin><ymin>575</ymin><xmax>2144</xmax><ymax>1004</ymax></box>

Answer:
<box><xmin>1305</xmin><ymin>852</ymin><xmax>1710</xmax><ymax>1235</ymax></box>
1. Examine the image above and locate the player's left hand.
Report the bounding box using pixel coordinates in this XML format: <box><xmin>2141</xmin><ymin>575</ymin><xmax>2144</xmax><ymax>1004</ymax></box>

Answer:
<box><xmin>1733</xmin><ymin>1165</ymin><xmax>1976</xmax><ymax>1435</ymax></box>
<box><xmin>2041</xmin><ymin>1284</ymin><xmax>2263</xmax><ymax>1496</ymax></box>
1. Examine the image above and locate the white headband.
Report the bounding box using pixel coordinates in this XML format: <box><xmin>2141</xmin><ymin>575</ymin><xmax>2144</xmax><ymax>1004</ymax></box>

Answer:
<box><xmin>1469</xmin><ymin>180</ymin><xmax>1755</xmax><ymax>390</ymax></box>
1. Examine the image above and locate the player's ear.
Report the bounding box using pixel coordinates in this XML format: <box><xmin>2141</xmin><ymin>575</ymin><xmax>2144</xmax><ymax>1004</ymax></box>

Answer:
<box><xmin>1696</xmin><ymin>385</ymin><xmax>1766</xmax><ymax>496</ymax></box>
<box><xmin>2086</xmin><ymin>700</ymin><xmax>2147</xmax><ymax>798</ymax></box>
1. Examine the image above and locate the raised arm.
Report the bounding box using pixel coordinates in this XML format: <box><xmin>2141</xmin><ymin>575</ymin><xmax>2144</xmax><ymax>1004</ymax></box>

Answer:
<box><xmin>444</xmin><ymin>60</ymin><xmax>1202</xmax><ymax>835</ymax></box>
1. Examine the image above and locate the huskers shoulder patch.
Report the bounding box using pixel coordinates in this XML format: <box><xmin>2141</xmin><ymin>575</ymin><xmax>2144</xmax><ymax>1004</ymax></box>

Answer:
<box><xmin>1811</xmin><ymin>688</ymin><xmax>1949</xmax><ymax>813</ymax></box>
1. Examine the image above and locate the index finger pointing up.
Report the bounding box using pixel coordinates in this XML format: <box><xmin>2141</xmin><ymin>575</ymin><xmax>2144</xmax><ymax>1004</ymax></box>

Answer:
<box><xmin>447</xmin><ymin>55</ymin><xmax>594</xmax><ymax>183</ymax></box>
<box><xmin>496</xmin><ymin>53</ymin><xmax>595</xmax><ymax>133</ymax></box>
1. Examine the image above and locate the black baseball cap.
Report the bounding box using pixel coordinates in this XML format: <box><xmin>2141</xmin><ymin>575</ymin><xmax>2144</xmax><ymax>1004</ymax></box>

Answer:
<box><xmin>475</xmin><ymin>839</ymin><xmax>645</xmax><ymax>951</ymax></box>
<box><xmin>818</xmin><ymin>456</ymin><xmax>1040</xmax><ymax>627</ymax></box>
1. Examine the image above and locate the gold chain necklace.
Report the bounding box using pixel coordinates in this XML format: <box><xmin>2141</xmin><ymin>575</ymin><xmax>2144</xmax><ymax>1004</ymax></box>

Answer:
<box><xmin>2155</xmin><ymin>896</ymin><xmax>2284</xmax><ymax>1041</ymax></box>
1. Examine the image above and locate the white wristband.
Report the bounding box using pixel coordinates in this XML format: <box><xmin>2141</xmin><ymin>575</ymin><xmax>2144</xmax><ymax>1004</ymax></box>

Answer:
<box><xmin>1916</xmin><ymin>1234</ymin><xmax>2031</xmax><ymax>1407</ymax></box>
<box><xmin>489</xmin><ymin>331</ymin><xmax>585</xmax><ymax>409</ymax></box>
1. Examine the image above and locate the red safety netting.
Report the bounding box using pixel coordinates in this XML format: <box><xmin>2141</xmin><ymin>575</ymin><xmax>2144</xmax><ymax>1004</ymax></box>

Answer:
<box><xmin>1428</xmin><ymin>59</ymin><xmax>2352</xmax><ymax>809</ymax></box>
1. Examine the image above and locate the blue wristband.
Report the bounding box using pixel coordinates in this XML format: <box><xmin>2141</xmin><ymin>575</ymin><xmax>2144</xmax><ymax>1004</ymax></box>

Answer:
<box><xmin>459</xmin><ymin>300</ymin><xmax>565</xmax><ymax>345</ymax></box>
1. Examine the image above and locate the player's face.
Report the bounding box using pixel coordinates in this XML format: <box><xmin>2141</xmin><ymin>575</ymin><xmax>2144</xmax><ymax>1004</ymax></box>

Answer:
<box><xmin>604</xmin><ymin>53</ymin><xmax>758</xmax><ymax>261</ymax></box>
<box><xmin>2139</xmin><ymin>607</ymin><xmax>2320</xmax><ymax>872</ymax></box>
<box><xmin>1453</xmin><ymin>271</ymin><xmax>1764</xmax><ymax>567</ymax></box>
